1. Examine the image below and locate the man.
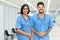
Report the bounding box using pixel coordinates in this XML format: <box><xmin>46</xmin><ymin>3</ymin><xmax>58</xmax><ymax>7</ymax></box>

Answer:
<box><xmin>31</xmin><ymin>2</ymin><xmax>54</xmax><ymax>40</ymax></box>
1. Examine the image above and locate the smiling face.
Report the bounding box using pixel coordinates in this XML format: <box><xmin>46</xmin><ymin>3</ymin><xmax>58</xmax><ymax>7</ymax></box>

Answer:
<box><xmin>23</xmin><ymin>6</ymin><xmax>29</xmax><ymax>15</ymax></box>
<box><xmin>21</xmin><ymin>4</ymin><xmax>30</xmax><ymax>15</ymax></box>
<box><xmin>37</xmin><ymin>4</ymin><xmax>44</xmax><ymax>13</ymax></box>
<box><xmin>37</xmin><ymin>2</ymin><xmax>45</xmax><ymax>13</ymax></box>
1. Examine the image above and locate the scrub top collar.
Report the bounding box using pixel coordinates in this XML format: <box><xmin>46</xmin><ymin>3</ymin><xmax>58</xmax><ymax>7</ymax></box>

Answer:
<box><xmin>21</xmin><ymin>15</ymin><xmax>30</xmax><ymax>23</ymax></box>
<box><xmin>37</xmin><ymin>13</ymin><xmax>46</xmax><ymax>22</ymax></box>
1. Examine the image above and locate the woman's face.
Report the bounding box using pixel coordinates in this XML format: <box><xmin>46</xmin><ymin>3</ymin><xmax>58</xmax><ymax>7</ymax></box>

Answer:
<box><xmin>23</xmin><ymin>6</ymin><xmax>28</xmax><ymax>15</ymax></box>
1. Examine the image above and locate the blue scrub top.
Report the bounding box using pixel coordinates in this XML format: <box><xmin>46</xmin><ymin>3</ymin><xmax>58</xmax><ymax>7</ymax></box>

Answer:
<box><xmin>16</xmin><ymin>15</ymin><xmax>33</xmax><ymax>40</ymax></box>
<box><xmin>32</xmin><ymin>13</ymin><xmax>54</xmax><ymax>40</ymax></box>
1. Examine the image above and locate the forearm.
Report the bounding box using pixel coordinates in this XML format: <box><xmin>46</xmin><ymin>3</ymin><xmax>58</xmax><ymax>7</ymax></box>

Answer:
<box><xmin>16</xmin><ymin>28</ymin><xmax>28</xmax><ymax>36</ymax></box>
<box><xmin>30</xmin><ymin>32</ymin><xmax>34</xmax><ymax>40</ymax></box>
<box><xmin>30</xmin><ymin>27</ymin><xmax>38</xmax><ymax>34</ymax></box>
<box><xmin>46</xmin><ymin>27</ymin><xmax>53</xmax><ymax>34</ymax></box>
<box><xmin>31</xmin><ymin>32</ymin><xmax>34</xmax><ymax>36</ymax></box>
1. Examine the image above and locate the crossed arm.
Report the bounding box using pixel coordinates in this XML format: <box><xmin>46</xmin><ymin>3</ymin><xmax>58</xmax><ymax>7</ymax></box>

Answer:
<box><xmin>16</xmin><ymin>28</ymin><xmax>32</xmax><ymax>40</ymax></box>
<box><xmin>30</xmin><ymin>27</ymin><xmax>53</xmax><ymax>37</ymax></box>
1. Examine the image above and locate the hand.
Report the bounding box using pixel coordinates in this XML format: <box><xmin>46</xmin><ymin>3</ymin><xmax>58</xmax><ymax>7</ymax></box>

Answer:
<box><xmin>27</xmin><ymin>33</ymin><xmax>33</xmax><ymax>40</ymax></box>
<box><xmin>26</xmin><ymin>33</ymin><xmax>32</xmax><ymax>38</ymax></box>
<box><xmin>30</xmin><ymin>37</ymin><xmax>33</xmax><ymax>40</ymax></box>
<box><xmin>38</xmin><ymin>32</ymin><xmax>47</xmax><ymax>37</ymax></box>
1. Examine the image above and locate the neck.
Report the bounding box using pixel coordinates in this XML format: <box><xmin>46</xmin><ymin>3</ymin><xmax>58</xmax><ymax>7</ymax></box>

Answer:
<box><xmin>39</xmin><ymin>12</ymin><xmax>45</xmax><ymax>18</ymax></box>
<box><xmin>22</xmin><ymin>14</ymin><xmax>28</xmax><ymax>20</ymax></box>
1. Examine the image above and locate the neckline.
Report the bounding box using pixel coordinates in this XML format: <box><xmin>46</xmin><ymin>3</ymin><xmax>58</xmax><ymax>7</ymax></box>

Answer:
<box><xmin>22</xmin><ymin>15</ymin><xmax>29</xmax><ymax>20</ymax></box>
<box><xmin>37</xmin><ymin>14</ymin><xmax>45</xmax><ymax>19</ymax></box>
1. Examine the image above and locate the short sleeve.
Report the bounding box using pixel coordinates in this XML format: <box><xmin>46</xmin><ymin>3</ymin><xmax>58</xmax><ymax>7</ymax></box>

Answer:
<box><xmin>30</xmin><ymin>17</ymin><xmax>34</xmax><ymax>27</ymax></box>
<box><xmin>31</xmin><ymin>16</ymin><xmax>36</xmax><ymax>28</ymax></box>
<box><xmin>16</xmin><ymin>16</ymin><xmax>21</xmax><ymax>29</ymax></box>
<box><xmin>48</xmin><ymin>16</ymin><xmax>54</xmax><ymax>28</ymax></box>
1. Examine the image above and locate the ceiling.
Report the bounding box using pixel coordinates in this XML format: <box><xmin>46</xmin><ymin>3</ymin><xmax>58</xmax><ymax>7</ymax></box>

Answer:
<box><xmin>0</xmin><ymin>0</ymin><xmax>60</xmax><ymax>12</ymax></box>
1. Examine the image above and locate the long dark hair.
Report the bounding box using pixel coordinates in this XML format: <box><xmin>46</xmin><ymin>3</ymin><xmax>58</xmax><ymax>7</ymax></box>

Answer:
<box><xmin>20</xmin><ymin>4</ymin><xmax>30</xmax><ymax>14</ymax></box>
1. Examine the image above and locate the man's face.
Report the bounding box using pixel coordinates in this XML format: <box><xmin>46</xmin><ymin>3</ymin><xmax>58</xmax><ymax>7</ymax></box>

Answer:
<box><xmin>37</xmin><ymin>5</ymin><xmax>44</xmax><ymax>13</ymax></box>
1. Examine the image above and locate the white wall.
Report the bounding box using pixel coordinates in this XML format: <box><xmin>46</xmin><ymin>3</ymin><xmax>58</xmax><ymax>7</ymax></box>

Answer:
<box><xmin>4</xmin><ymin>5</ymin><xmax>19</xmax><ymax>33</ymax></box>
<box><xmin>0</xmin><ymin>4</ymin><xmax>19</xmax><ymax>40</ymax></box>
<box><xmin>0</xmin><ymin>5</ymin><xmax>4</xmax><ymax>40</ymax></box>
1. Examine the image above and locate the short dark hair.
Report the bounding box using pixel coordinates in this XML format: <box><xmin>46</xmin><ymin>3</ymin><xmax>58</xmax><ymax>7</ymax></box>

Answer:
<box><xmin>37</xmin><ymin>2</ymin><xmax>44</xmax><ymax>7</ymax></box>
<box><xmin>20</xmin><ymin>4</ymin><xmax>30</xmax><ymax>14</ymax></box>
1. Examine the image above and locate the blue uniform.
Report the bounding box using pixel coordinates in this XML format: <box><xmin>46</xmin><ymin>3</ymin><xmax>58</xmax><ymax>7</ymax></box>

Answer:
<box><xmin>32</xmin><ymin>13</ymin><xmax>54</xmax><ymax>40</ymax></box>
<box><xmin>16</xmin><ymin>15</ymin><xmax>33</xmax><ymax>40</ymax></box>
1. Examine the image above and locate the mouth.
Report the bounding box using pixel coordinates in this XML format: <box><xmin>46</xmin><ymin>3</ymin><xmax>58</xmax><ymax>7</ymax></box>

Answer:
<box><xmin>40</xmin><ymin>9</ymin><xmax>44</xmax><ymax>10</ymax></box>
<box><xmin>40</xmin><ymin>10</ymin><xmax>43</xmax><ymax>12</ymax></box>
<box><xmin>39</xmin><ymin>10</ymin><xmax>44</xmax><ymax>13</ymax></box>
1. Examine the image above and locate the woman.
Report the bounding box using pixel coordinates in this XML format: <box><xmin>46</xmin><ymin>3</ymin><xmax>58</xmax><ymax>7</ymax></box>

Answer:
<box><xmin>16</xmin><ymin>4</ymin><xmax>33</xmax><ymax>40</ymax></box>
